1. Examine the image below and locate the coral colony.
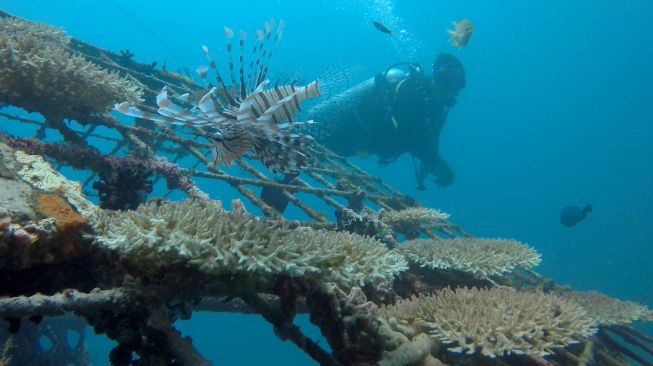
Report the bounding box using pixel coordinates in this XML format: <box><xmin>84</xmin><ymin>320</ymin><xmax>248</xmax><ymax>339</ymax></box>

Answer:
<box><xmin>1</xmin><ymin>10</ymin><xmax>652</xmax><ymax>366</ymax></box>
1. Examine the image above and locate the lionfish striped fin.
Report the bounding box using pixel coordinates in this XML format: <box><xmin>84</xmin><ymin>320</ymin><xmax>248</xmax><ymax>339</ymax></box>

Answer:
<box><xmin>250</xmin><ymin>80</ymin><xmax>320</xmax><ymax>124</ymax></box>
<box><xmin>256</xmin><ymin>92</ymin><xmax>299</xmax><ymax>124</ymax></box>
<box><xmin>238</xmin><ymin>30</ymin><xmax>247</xmax><ymax>100</ymax></box>
<box><xmin>237</xmin><ymin>79</ymin><xmax>270</xmax><ymax>121</ymax></box>
<box><xmin>224</xmin><ymin>27</ymin><xmax>238</xmax><ymax>89</ymax></box>
<box><xmin>115</xmin><ymin>102</ymin><xmax>198</xmax><ymax>127</ymax></box>
<box><xmin>179</xmin><ymin>93</ymin><xmax>190</xmax><ymax>103</ymax></box>
<box><xmin>156</xmin><ymin>87</ymin><xmax>188</xmax><ymax>117</ymax></box>
<box><xmin>117</xmin><ymin>87</ymin><xmax>227</xmax><ymax>129</ymax></box>
<box><xmin>155</xmin><ymin>87</ymin><xmax>221</xmax><ymax>127</ymax></box>
<box><xmin>198</xmin><ymin>87</ymin><xmax>217</xmax><ymax>113</ymax></box>
<box><xmin>115</xmin><ymin>102</ymin><xmax>170</xmax><ymax>124</ymax></box>
<box><xmin>276</xmin><ymin>119</ymin><xmax>316</xmax><ymax>129</ymax></box>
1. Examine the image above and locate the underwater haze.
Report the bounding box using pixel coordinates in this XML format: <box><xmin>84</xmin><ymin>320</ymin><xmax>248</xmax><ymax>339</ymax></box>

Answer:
<box><xmin>2</xmin><ymin>0</ymin><xmax>652</xmax><ymax>364</ymax></box>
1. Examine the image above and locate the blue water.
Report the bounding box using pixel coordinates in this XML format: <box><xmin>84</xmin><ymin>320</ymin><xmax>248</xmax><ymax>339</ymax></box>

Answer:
<box><xmin>2</xmin><ymin>0</ymin><xmax>652</xmax><ymax>364</ymax></box>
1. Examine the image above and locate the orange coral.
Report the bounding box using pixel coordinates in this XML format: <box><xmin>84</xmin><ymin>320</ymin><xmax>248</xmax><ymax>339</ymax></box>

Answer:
<box><xmin>36</xmin><ymin>194</ymin><xmax>88</xmax><ymax>257</ymax></box>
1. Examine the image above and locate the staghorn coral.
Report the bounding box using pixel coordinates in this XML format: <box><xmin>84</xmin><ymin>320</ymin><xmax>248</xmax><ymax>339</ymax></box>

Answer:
<box><xmin>6</xmin><ymin>137</ymin><xmax>208</xmax><ymax>200</ymax></box>
<box><xmin>92</xmin><ymin>199</ymin><xmax>407</xmax><ymax>289</ymax></box>
<box><xmin>335</xmin><ymin>207</ymin><xmax>397</xmax><ymax>248</ymax></box>
<box><xmin>0</xmin><ymin>16</ymin><xmax>143</xmax><ymax>118</ymax></box>
<box><xmin>281</xmin><ymin>228</ymin><xmax>408</xmax><ymax>289</ymax></box>
<box><xmin>379</xmin><ymin>287</ymin><xmax>597</xmax><ymax>359</ymax></box>
<box><xmin>379</xmin><ymin>207</ymin><xmax>450</xmax><ymax>237</ymax></box>
<box><xmin>400</xmin><ymin>237</ymin><xmax>541</xmax><ymax>279</ymax></box>
<box><xmin>559</xmin><ymin>290</ymin><xmax>651</xmax><ymax>325</ymax></box>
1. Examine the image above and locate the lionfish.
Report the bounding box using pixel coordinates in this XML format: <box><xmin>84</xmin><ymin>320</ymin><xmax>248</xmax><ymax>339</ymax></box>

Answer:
<box><xmin>115</xmin><ymin>19</ymin><xmax>321</xmax><ymax>174</ymax></box>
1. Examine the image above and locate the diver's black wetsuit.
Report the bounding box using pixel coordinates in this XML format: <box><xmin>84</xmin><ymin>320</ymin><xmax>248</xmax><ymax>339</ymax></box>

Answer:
<box><xmin>308</xmin><ymin>60</ymin><xmax>460</xmax><ymax>189</ymax></box>
<box><xmin>261</xmin><ymin>54</ymin><xmax>464</xmax><ymax>213</ymax></box>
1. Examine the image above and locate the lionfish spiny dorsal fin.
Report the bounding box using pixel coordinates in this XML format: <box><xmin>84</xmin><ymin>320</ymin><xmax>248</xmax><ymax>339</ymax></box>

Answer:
<box><xmin>260</xmin><ymin>19</ymin><xmax>285</xmax><ymax>84</ymax></box>
<box><xmin>246</xmin><ymin>28</ymin><xmax>265</xmax><ymax>93</ymax></box>
<box><xmin>238</xmin><ymin>30</ymin><xmax>247</xmax><ymax>100</ymax></box>
<box><xmin>196</xmin><ymin>65</ymin><xmax>209</xmax><ymax>80</ymax></box>
<box><xmin>223</xmin><ymin>26</ymin><xmax>238</xmax><ymax>90</ymax></box>
<box><xmin>202</xmin><ymin>44</ymin><xmax>237</xmax><ymax>107</ymax></box>
<box><xmin>255</xmin><ymin>19</ymin><xmax>274</xmax><ymax>86</ymax></box>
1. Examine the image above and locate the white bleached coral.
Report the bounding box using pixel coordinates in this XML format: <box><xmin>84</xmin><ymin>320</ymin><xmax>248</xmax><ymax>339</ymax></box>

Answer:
<box><xmin>92</xmin><ymin>199</ymin><xmax>407</xmax><ymax>289</ymax></box>
<box><xmin>281</xmin><ymin>228</ymin><xmax>408</xmax><ymax>289</ymax></box>
<box><xmin>379</xmin><ymin>287</ymin><xmax>597</xmax><ymax>358</ymax></box>
<box><xmin>399</xmin><ymin>237</ymin><xmax>541</xmax><ymax>278</ymax></box>
<box><xmin>0</xmin><ymin>16</ymin><xmax>143</xmax><ymax>117</ymax></box>
<box><xmin>379</xmin><ymin>207</ymin><xmax>450</xmax><ymax>235</ymax></box>
<box><xmin>14</xmin><ymin>150</ymin><xmax>96</xmax><ymax>217</ymax></box>
<box><xmin>559</xmin><ymin>290</ymin><xmax>651</xmax><ymax>325</ymax></box>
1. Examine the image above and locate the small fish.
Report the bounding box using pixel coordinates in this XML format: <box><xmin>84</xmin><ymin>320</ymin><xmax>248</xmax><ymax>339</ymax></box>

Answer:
<box><xmin>447</xmin><ymin>19</ymin><xmax>473</xmax><ymax>47</ymax></box>
<box><xmin>560</xmin><ymin>204</ymin><xmax>592</xmax><ymax>227</ymax></box>
<box><xmin>373</xmin><ymin>20</ymin><xmax>394</xmax><ymax>36</ymax></box>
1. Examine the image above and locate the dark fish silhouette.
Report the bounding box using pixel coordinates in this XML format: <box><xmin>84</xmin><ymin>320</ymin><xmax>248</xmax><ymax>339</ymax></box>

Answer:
<box><xmin>560</xmin><ymin>204</ymin><xmax>592</xmax><ymax>227</ymax></box>
<box><xmin>373</xmin><ymin>20</ymin><xmax>394</xmax><ymax>36</ymax></box>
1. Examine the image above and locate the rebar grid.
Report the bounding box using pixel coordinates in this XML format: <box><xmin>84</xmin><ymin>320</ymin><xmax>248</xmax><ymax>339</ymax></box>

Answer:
<box><xmin>0</xmin><ymin>9</ymin><xmax>467</xmax><ymax>238</ymax></box>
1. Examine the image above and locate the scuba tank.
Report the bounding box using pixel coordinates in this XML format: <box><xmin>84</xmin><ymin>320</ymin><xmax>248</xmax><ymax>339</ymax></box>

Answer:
<box><xmin>304</xmin><ymin>62</ymin><xmax>425</xmax><ymax>159</ymax></box>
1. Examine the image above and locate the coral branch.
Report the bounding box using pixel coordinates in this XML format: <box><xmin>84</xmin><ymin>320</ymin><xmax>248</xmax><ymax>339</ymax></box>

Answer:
<box><xmin>147</xmin><ymin>308</ymin><xmax>211</xmax><ymax>366</ymax></box>
<box><xmin>0</xmin><ymin>288</ymin><xmax>130</xmax><ymax>317</ymax></box>
<box><xmin>2</xmin><ymin>136</ymin><xmax>208</xmax><ymax>200</ymax></box>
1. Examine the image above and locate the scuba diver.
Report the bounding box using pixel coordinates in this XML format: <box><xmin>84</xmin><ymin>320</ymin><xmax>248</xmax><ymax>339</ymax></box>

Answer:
<box><xmin>309</xmin><ymin>52</ymin><xmax>466</xmax><ymax>189</ymax></box>
<box><xmin>260</xmin><ymin>53</ymin><xmax>466</xmax><ymax>213</ymax></box>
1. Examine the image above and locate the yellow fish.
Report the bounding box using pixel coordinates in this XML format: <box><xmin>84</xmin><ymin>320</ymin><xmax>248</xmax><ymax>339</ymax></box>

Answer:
<box><xmin>447</xmin><ymin>19</ymin><xmax>473</xmax><ymax>47</ymax></box>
